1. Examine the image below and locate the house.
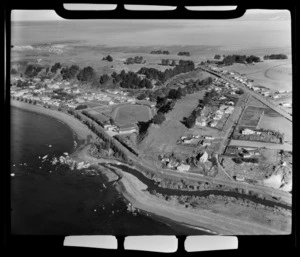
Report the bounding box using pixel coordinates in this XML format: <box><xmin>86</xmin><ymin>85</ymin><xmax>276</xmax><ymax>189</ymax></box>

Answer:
<box><xmin>235</xmin><ymin>175</ymin><xmax>245</xmax><ymax>182</ymax></box>
<box><xmin>167</xmin><ymin>159</ymin><xmax>180</xmax><ymax>169</ymax></box>
<box><xmin>239</xmin><ymin>152</ymin><xmax>252</xmax><ymax>158</ymax></box>
<box><xmin>205</xmin><ymin>136</ymin><xmax>214</xmax><ymax>140</ymax></box>
<box><xmin>209</xmin><ymin>120</ymin><xmax>218</xmax><ymax>127</ymax></box>
<box><xmin>196</xmin><ymin>117</ymin><xmax>207</xmax><ymax>126</ymax></box>
<box><xmin>241</xmin><ymin>128</ymin><xmax>256</xmax><ymax>135</ymax></box>
<box><xmin>199</xmin><ymin>151</ymin><xmax>208</xmax><ymax>163</ymax></box>
<box><xmin>226</xmin><ymin>101</ymin><xmax>235</xmax><ymax>106</ymax></box>
<box><xmin>177</xmin><ymin>164</ymin><xmax>190</xmax><ymax>172</ymax></box>
<box><xmin>200</xmin><ymin>140</ymin><xmax>211</xmax><ymax>147</ymax></box>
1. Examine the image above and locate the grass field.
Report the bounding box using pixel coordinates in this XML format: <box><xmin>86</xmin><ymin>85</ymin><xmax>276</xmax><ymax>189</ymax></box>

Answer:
<box><xmin>224</xmin><ymin>58</ymin><xmax>292</xmax><ymax>92</ymax></box>
<box><xmin>239</xmin><ymin>106</ymin><xmax>264</xmax><ymax>128</ymax></box>
<box><xmin>258</xmin><ymin>108</ymin><xmax>292</xmax><ymax>143</ymax></box>
<box><xmin>138</xmin><ymin>91</ymin><xmax>206</xmax><ymax>160</ymax></box>
<box><xmin>113</xmin><ymin>104</ymin><xmax>152</xmax><ymax>127</ymax></box>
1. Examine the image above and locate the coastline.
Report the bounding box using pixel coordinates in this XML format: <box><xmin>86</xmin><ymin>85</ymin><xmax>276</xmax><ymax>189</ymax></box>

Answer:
<box><xmin>10</xmin><ymin>99</ymin><xmax>291</xmax><ymax>235</ymax></box>
<box><xmin>10</xmin><ymin>100</ymin><xmax>96</xmax><ymax>148</ymax></box>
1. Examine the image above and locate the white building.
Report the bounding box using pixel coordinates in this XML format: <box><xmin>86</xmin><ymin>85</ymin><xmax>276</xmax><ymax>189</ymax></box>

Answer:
<box><xmin>199</xmin><ymin>151</ymin><xmax>208</xmax><ymax>163</ymax></box>
<box><xmin>242</xmin><ymin>128</ymin><xmax>255</xmax><ymax>135</ymax></box>
<box><xmin>177</xmin><ymin>164</ymin><xmax>190</xmax><ymax>172</ymax></box>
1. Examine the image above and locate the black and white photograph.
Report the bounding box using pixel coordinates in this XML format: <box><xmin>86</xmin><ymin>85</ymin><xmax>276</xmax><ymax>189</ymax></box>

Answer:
<box><xmin>8</xmin><ymin>4</ymin><xmax>293</xmax><ymax>237</ymax></box>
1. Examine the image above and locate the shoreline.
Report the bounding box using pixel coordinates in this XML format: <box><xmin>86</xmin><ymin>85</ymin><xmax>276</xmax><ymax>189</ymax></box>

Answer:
<box><xmin>10</xmin><ymin>100</ymin><xmax>97</xmax><ymax>150</ymax></box>
<box><xmin>10</xmin><ymin>99</ymin><xmax>291</xmax><ymax>235</ymax></box>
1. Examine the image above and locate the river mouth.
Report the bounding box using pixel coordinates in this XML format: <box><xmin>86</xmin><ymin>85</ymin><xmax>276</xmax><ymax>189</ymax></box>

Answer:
<box><xmin>104</xmin><ymin>163</ymin><xmax>291</xmax><ymax>211</ymax></box>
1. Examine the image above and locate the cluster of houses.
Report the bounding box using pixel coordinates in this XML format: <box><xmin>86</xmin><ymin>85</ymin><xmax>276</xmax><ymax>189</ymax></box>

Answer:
<box><xmin>159</xmin><ymin>154</ymin><xmax>191</xmax><ymax>172</ymax></box>
<box><xmin>159</xmin><ymin>150</ymin><xmax>209</xmax><ymax>172</ymax></box>
<box><xmin>104</xmin><ymin>123</ymin><xmax>138</xmax><ymax>136</ymax></box>
<box><xmin>11</xmin><ymin>76</ymin><xmax>145</xmax><ymax>110</ymax></box>
<box><xmin>177</xmin><ymin>135</ymin><xmax>215</xmax><ymax>148</ymax></box>
<box><xmin>196</xmin><ymin>102</ymin><xmax>234</xmax><ymax>128</ymax></box>
<box><xmin>241</xmin><ymin>128</ymin><xmax>262</xmax><ymax>135</ymax></box>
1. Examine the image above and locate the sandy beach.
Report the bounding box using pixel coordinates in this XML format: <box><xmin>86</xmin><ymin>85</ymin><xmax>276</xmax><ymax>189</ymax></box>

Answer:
<box><xmin>10</xmin><ymin>99</ymin><xmax>291</xmax><ymax>235</ymax></box>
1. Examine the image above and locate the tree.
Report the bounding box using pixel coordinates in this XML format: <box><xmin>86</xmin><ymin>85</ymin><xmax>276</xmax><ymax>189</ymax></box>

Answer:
<box><xmin>75</xmin><ymin>104</ymin><xmax>88</xmax><ymax>110</ymax></box>
<box><xmin>103</xmin><ymin>55</ymin><xmax>113</xmax><ymax>62</ymax></box>
<box><xmin>214</xmin><ymin>54</ymin><xmax>221</xmax><ymax>59</ymax></box>
<box><xmin>50</xmin><ymin>62</ymin><xmax>62</xmax><ymax>73</ymax></box>
<box><xmin>77</xmin><ymin>66</ymin><xmax>95</xmax><ymax>82</ymax></box>
<box><xmin>99</xmin><ymin>74</ymin><xmax>110</xmax><ymax>84</ymax></box>
<box><xmin>153</xmin><ymin>112</ymin><xmax>166</xmax><ymax>125</ymax></box>
<box><xmin>185</xmin><ymin>115</ymin><xmax>196</xmax><ymax>128</ymax></box>
<box><xmin>137</xmin><ymin>93</ymin><xmax>147</xmax><ymax>100</ymax></box>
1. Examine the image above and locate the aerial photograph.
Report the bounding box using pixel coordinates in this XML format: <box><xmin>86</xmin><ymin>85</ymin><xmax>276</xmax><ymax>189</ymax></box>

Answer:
<box><xmin>10</xmin><ymin>8</ymin><xmax>292</xmax><ymax>235</ymax></box>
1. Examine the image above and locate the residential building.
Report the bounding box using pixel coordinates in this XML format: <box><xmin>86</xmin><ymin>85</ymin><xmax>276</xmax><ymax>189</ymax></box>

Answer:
<box><xmin>177</xmin><ymin>164</ymin><xmax>190</xmax><ymax>172</ymax></box>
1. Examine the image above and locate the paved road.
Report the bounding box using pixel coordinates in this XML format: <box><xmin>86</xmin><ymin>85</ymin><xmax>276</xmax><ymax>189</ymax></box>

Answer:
<box><xmin>229</xmin><ymin>139</ymin><xmax>292</xmax><ymax>151</ymax></box>
<box><xmin>198</xmin><ymin>66</ymin><xmax>293</xmax><ymax>122</ymax></box>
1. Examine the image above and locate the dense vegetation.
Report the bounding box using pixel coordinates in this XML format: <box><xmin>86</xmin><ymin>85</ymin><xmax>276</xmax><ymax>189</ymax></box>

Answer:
<box><xmin>113</xmin><ymin>135</ymin><xmax>139</xmax><ymax>156</ymax></box>
<box><xmin>161</xmin><ymin>59</ymin><xmax>176</xmax><ymax>66</ymax></box>
<box><xmin>60</xmin><ymin>65</ymin><xmax>80</xmax><ymax>80</ymax></box>
<box><xmin>99</xmin><ymin>74</ymin><xmax>111</xmax><ymax>85</ymax></box>
<box><xmin>77</xmin><ymin>66</ymin><xmax>95</xmax><ymax>82</ymax></box>
<box><xmin>102</xmin><ymin>55</ymin><xmax>113</xmax><ymax>62</ymax></box>
<box><xmin>125</xmin><ymin>56</ymin><xmax>144</xmax><ymax>64</ymax></box>
<box><xmin>222</xmin><ymin>55</ymin><xmax>261</xmax><ymax>65</ymax></box>
<box><xmin>110</xmin><ymin>70</ymin><xmax>153</xmax><ymax>89</ymax></box>
<box><xmin>152</xmin><ymin>112</ymin><xmax>166</xmax><ymax>125</ymax></box>
<box><xmin>75</xmin><ymin>104</ymin><xmax>88</xmax><ymax>110</ymax></box>
<box><xmin>50</xmin><ymin>62</ymin><xmax>62</xmax><ymax>73</ymax></box>
<box><xmin>138</xmin><ymin>60</ymin><xmax>195</xmax><ymax>83</ymax></box>
<box><xmin>182</xmin><ymin>102</ymin><xmax>204</xmax><ymax>129</ymax></box>
<box><xmin>214</xmin><ymin>54</ymin><xmax>221</xmax><ymax>59</ymax></box>
<box><xmin>24</xmin><ymin>64</ymin><xmax>43</xmax><ymax>77</ymax></box>
<box><xmin>263</xmin><ymin>54</ymin><xmax>288</xmax><ymax>60</ymax></box>
<box><xmin>178</xmin><ymin>51</ymin><xmax>190</xmax><ymax>56</ymax></box>
<box><xmin>151</xmin><ymin>50</ymin><xmax>170</xmax><ymax>55</ymax></box>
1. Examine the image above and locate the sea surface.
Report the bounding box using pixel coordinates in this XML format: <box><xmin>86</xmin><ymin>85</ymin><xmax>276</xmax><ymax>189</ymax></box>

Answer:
<box><xmin>11</xmin><ymin>18</ymin><xmax>291</xmax><ymax>51</ymax></box>
<box><xmin>10</xmin><ymin>107</ymin><xmax>207</xmax><ymax>235</ymax></box>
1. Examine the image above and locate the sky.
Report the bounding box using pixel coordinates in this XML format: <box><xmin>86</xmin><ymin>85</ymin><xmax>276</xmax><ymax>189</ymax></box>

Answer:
<box><xmin>11</xmin><ymin>7</ymin><xmax>290</xmax><ymax>21</ymax></box>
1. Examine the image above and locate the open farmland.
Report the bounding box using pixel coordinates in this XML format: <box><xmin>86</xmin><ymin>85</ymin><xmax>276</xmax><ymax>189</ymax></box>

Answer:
<box><xmin>113</xmin><ymin>104</ymin><xmax>152</xmax><ymax>127</ymax></box>
<box><xmin>223</xmin><ymin>58</ymin><xmax>292</xmax><ymax>92</ymax></box>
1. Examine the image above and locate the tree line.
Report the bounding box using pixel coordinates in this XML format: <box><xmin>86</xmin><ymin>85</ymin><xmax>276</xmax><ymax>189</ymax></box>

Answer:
<box><xmin>70</xmin><ymin>110</ymin><xmax>129</xmax><ymax>162</ymax></box>
<box><xmin>151</xmin><ymin>50</ymin><xmax>170</xmax><ymax>55</ymax></box>
<box><xmin>263</xmin><ymin>54</ymin><xmax>288</xmax><ymax>60</ymax></box>
<box><xmin>222</xmin><ymin>55</ymin><xmax>261</xmax><ymax>65</ymax></box>
<box><xmin>161</xmin><ymin>59</ymin><xmax>176</xmax><ymax>66</ymax></box>
<box><xmin>125</xmin><ymin>56</ymin><xmax>144</xmax><ymax>64</ymax></box>
<box><xmin>138</xmin><ymin>60</ymin><xmax>195</xmax><ymax>83</ymax></box>
<box><xmin>178</xmin><ymin>51</ymin><xmax>190</xmax><ymax>56</ymax></box>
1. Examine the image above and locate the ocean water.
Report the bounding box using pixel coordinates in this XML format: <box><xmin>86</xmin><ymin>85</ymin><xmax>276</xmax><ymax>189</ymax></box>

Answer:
<box><xmin>11</xmin><ymin>19</ymin><xmax>291</xmax><ymax>50</ymax></box>
<box><xmin>10</xmin><ymin>107</ymin><xmax>206</xmax><ymax>235</ymax></box>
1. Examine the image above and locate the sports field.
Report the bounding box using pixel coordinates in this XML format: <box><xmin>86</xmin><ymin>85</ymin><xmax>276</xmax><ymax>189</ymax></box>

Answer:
<box><xmin>113</xmin><ymin>104</ymin><xmax>152</xmax><ymax>126</ymax></box>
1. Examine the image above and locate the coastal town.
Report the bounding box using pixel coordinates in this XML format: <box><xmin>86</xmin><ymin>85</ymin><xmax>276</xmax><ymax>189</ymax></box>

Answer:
<box><xmin>10</xmin><ymin>12</ymin><xmax>293</xmax><ymax>235</ymax></box>
<box><xmin>10</xmin><ymin>52</ymin><xmax>292</xmax><ymax>198</ymax></box>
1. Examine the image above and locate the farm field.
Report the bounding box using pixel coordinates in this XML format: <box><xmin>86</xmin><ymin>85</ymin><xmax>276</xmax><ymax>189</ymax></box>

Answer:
<box><xmin>224</xmin><ymin>58</ymin><xmax>292</xmax><ymax>92</ymax></box>
<box><xmin>239</xmin><ymin>106</ymin><xmax>264</xmax><ymax>128</ymax></box>
<box><xmin>113</xmin><ymin>104</ymin><xmax>152</xmax><ymax>127</ymax></box>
